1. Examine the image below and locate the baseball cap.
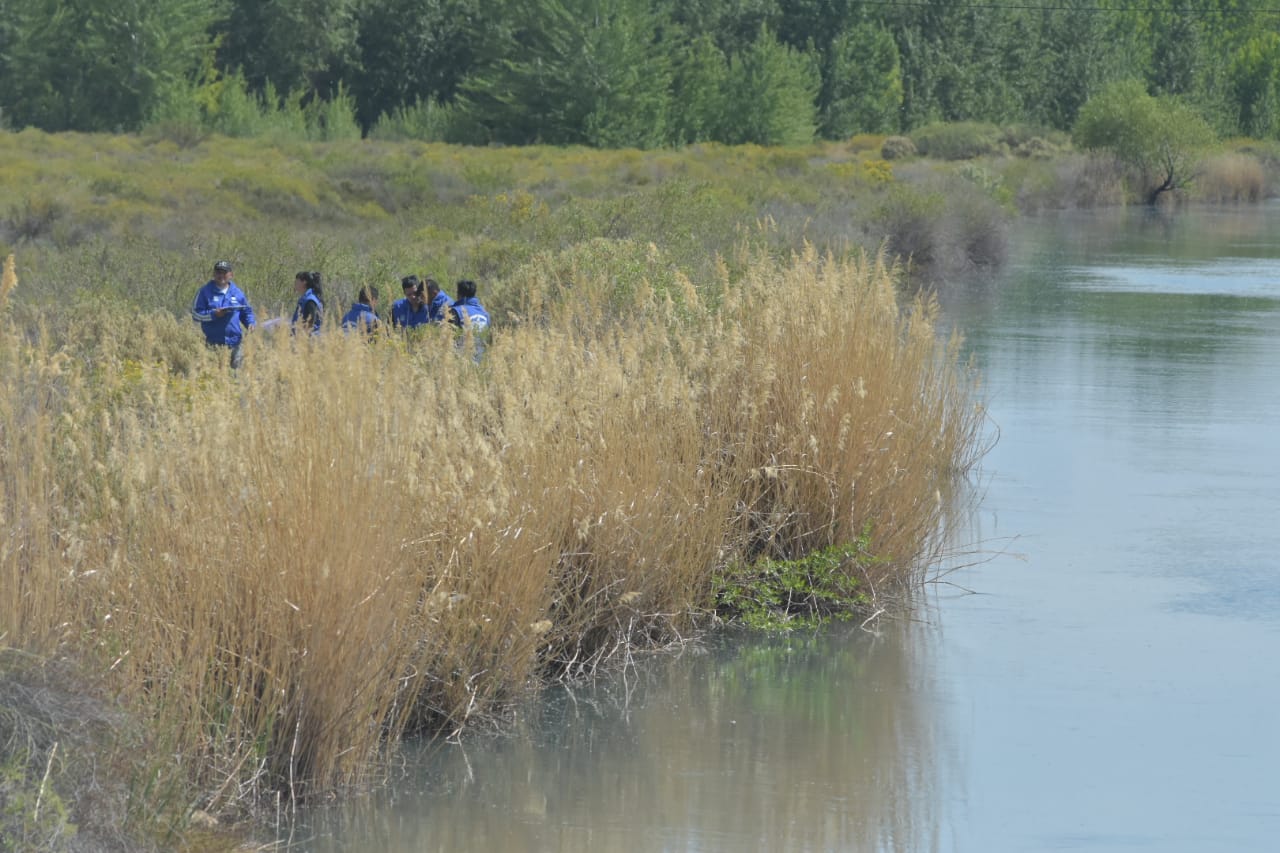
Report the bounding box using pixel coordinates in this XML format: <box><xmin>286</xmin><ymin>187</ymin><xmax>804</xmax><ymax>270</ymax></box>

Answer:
<box><xmin>214</xmin><ymin>260</ymin><xmax>232</xmax><ymax>272</ymax></box>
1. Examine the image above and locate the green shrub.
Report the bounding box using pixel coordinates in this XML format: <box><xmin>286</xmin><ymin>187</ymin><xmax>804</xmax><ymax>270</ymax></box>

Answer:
<box><xmin>880</xmin><ymin>135</ymin><xmax>917</xmax><ymax>160</ymax></box>
<box><xmin>713</xmin><ymin>541</ymin><xmax>874</xmax><ymax>631</ymax></box>
<box><xmin>872</xmin><ymin>183</ymin><xmax>945</xmax><ymax>265</ymax></box>
<box><xmin>911</xmin><ymin>121</ymin><xmax>1004</xmax><ymax>160</ymax></box>
<box><xmin>369</xmin><ymin>99</ymin><xmax>483</xmax><ymax>143</ymax></box>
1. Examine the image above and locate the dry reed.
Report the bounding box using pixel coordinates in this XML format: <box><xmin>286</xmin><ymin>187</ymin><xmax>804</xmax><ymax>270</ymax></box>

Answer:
<box><xmin>0</xmin><ymin>243</ymin><xmax>984</xmax><ymax>821</ymax></box>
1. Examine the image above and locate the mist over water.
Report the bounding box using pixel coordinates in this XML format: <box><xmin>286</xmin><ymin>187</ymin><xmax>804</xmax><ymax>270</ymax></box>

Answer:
<box><xmin>291</xmin><ymin>204</ymin><xmax>1280</xmax><ymax>852</ymax></box>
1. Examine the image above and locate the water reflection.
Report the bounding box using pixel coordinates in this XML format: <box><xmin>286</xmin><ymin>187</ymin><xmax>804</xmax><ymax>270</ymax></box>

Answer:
<box><xmin>293</xmin><ymin>620</ymin><xmax>953</xmax><ymax>853</ymax></box>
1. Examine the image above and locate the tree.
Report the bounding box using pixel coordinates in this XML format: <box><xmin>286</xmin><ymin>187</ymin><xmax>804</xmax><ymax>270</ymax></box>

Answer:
<box><xmin>820</xmin><ymin>23</ymin><xmax>902</xmax><ymax>138</ymax></box>
<box><xmin>669</xmin><ymin>34</ymin><xmax>729</xmax><ymax>145</ymax></box>
<box><xmin>717</xmin><ymin>26</ymin><xmax>819</xmax><ymax>146</ymax></box>
<box><xmin>219</xmin><ymin>0</ymin><xmax>360</xmax><ymax>97</ymax></box>
<box><xmin>459</xmin><ymin>0</ymin><xmax>672</xmax><ymax>148</ymax></box>
<box><xmin>1074</xmin><ymin>79</ymin><xmax>1217</xmax><ymax>204</ymax></box>
<box><xmin>349</xmin><ymin>0</ymin><xmax>479</xmax><ymax>130</ymax></box>
<box><xmin>1</xmin><ymin>0</ymin><xmax>222</xmax><ymax>132</ymax></box>
<box><xmin>1228</xmin><ymin>33</ymin><xmax>1280</xmax><ymax>139</ymax></box>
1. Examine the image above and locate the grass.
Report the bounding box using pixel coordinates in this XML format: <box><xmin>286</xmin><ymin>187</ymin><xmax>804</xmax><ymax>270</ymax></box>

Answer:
<box><xmin>2</xmin><ymin>227</ymin><xmax>986</xmax><ymax>836</ymax></box>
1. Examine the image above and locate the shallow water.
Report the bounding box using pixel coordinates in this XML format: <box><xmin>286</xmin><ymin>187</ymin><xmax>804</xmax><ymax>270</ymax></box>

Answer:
<box><xmin>291</xmin><ymin>205</ymin><xmax>1280</xmax><ymax>852</ymax></box>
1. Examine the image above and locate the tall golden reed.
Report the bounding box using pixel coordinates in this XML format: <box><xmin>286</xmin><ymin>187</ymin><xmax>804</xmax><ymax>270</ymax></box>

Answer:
<box><xmin>0</xmin><ymin>243</ymin><xmax>984</xmax><ymax>818</ymax></box>
<box><xmin>0</xmin><ymin>255</ymin><xmax>15</xmax><ymax>312</ymax></box>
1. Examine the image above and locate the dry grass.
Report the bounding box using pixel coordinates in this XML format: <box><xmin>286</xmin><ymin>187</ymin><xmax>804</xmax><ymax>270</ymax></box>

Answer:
<box><xmin>0</xmin><ymin>242</ymin><xmax>984</xmax><ymax>824</ymax></box>
<box><xmin>1196</xmin><ymin>151</ymin><xmax>1268</xmax><ymax>203</ymax></box>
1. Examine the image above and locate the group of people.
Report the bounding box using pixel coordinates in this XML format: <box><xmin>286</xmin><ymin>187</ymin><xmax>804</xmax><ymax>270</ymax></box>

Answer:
<box><xmin>191</xmin><ymin>260</ymin><xmax>492</xmax><ymax>367</ymax></box>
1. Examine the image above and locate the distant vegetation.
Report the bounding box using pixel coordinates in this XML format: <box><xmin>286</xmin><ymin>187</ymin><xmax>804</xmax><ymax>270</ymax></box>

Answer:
<box><xmin>6</xmin><ymin>0</ymin><xmax>1280</xmax><ymax>150</ymax></box>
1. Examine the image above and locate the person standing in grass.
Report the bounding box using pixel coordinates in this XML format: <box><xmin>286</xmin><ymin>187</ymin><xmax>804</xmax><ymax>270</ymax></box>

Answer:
<box><xmin>192</xmin><ymin>260</ymin><xmax>256</xmax><ymax>368</ymax></box>
<box><xmin>341</xmin><ymin>285</ymin><xmax>381</xmax><ymax>334</ymax></box>
<box><xmin>291</xmin><ymin>271</ymin><xmax>324</xmax><ymax>334</ymax></box>
<box><xmin>391</xmin><ymin>275</ymin><xmax>430</xmax><ymax>329</ymax></box>
<box><xmin>447</xmin><ymin>279</ymin><xmax>490</xmax><ymax>332</ymax></box>
<box><xmin>448</xmin><ymin>279</ymin><xmax>491</xmax><ymax>362</ymax></box>
<box><xmin>424</xmin><ymin>277</ymin><xmax>452</xmax><ymax>324</ymax></box>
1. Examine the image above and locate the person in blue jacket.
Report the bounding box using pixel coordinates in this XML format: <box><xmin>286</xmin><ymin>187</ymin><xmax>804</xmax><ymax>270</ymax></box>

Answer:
<box><xmin>341</xmin><ymin>285</ymin><xmax>381</xmax><ymax>334</ymax></box>
<box><xmin>447</xmin><ymin>279</ymin><xmax>490</xmax><ymax>332</ymax></box>
<box><xmin>192</xmin><ymin>260</ymin><xmax>256</xmax><ymax>368</ymax></box>
<box><xmin>291</xmin><ymin>271</ymin><xmax>324</xmax><ymax>334</ymax></box>
<box><xmin>390</xmin><ymin>275</ymin><xmax>430</xmax><ymax>329</ymax></box>
<box><xmin>448</xmin><ymin>279</ymin><xmax>491</xmax><ymax>361</ymax></box>
<box><xmin>424</xmin><ymin>277</ymin><xmax>452</xmax><ymax>324</ymax></box>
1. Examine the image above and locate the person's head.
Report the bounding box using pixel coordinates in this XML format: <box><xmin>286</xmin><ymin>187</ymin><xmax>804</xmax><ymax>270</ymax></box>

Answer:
<box><xmin>402</xmin><ymin>274</ymin><xmax>424</xmax><ymax>306</ymax></box>
<box><xmin>425</xmin><ymin>277</ymin><xmax>441</xmax><ymax>300</ymax></box>
<box><xmin>358</xmin><ymin>285</ymin><xmax>379</xmax><ymax>306</ymax></box>
<box><xmin>456</xmin><ymin>279</ymin><xmax>477</xmax><ymax>300</ymax></box>
<box><xmin>213</xmin><ymin>260</ymin><xmax>232</xmax><ymax>287</ymax></box>
<box><xmin>295</xmin><ymin>271</ymin><xmax>322</xmax><ymax>298</ymax></box>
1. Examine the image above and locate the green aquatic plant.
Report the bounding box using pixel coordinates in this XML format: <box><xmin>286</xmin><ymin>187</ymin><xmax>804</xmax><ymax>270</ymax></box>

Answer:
<box><xmin>713</xmin><ymin>534</ymin><xmax>877</xmax><ymax>631</ymax></box>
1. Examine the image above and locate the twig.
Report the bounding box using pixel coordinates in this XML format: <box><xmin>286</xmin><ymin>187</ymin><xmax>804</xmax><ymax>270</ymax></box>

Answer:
<box><xmin>34</xmin><ymin>741</ymin><xmax>57</xmax><ymax>824</ymax></box>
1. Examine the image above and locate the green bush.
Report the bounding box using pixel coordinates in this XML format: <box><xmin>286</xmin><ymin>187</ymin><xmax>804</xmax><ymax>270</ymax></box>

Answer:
<box><xmin>911</xmin><ymin>121</ymin><xmax>1004</xmax><ymax>160</ymax></box>
<box><xmin>369</xmin><ymin>99</ymin><xmax>484</xmax><ymax>143</ymax></box>
<box><xmin>713</xmin><ymin>541</ymin><xmax>874</xmax><ymax>631</ymax></box>
<box><xmin>881</xmin><ymin>135</ymin><xmax>917</xmax><ymax>160</ymax></box>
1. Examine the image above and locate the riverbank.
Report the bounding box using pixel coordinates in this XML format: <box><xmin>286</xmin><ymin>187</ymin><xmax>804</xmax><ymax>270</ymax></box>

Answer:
<box><xmin>2</xmin><ymin>128</ymin><xmax>1267</xmax><ymax>848</ymax></box>
<box><xmin>1</xmin><ymin>229</ymin><xmax>984</xmax><ymax>847</ymax></box>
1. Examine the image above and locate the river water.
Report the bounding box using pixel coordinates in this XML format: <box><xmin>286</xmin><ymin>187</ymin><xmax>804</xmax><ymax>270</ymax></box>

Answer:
<box><xmin>290</xmin><ymin>205</ymin><xmax>1280</xmax><ymax>852</ymax></box>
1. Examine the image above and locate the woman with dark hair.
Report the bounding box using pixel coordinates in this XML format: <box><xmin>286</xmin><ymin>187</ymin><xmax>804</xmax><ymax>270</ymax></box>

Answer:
<box><xmin>341</xmin><ymin>285</ymin><xmax>381</xmax><ymax>334</ymax></box>
<box><xmin>291</xmin><ymin>271</ymin><xmax>324</xmax><ymax>335</ymax></box>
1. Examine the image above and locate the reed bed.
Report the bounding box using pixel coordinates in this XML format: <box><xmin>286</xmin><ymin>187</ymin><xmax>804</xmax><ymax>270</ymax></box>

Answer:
<box><xmin>0</xmin><ymin>242</ymin><xmax>984</xmax><ymax>826</ymax></box>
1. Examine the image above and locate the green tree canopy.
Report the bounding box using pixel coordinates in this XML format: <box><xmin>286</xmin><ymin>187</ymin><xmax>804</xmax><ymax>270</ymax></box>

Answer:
<box><xmin>460</xmin><ymin>0</ymin><xmax>672</xmax><ymax>147</ymax></box>
<box><xmin>820</xmin><ymin>23</ymin><xmax>902</xmax><ymax>138</ymax></box>
<box><xmin>2</xmin><ymin>0</ymin><xmax>222</xmax><ymax>132</ymax></box>
<box><xmin>717</xmin><ymin>26</ymin><xmax>819</xmax><ymax>146</ymax></box>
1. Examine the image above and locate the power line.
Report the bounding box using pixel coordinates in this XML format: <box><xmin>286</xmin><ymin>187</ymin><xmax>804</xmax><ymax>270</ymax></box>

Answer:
<box><xmin>856</xmin><ymin>0</ymin><xmax>1280</xmax><ymax>14</ymax></box>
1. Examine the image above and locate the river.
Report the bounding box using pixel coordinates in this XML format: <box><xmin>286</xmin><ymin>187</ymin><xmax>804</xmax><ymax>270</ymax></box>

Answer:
<box><xmin>288</xmin><ymin>204</ymin><xmax>1280</xmax><ymax>852</ymax></box>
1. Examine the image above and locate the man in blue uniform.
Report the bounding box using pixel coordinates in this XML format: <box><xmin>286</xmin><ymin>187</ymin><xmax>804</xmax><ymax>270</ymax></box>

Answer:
<box><xmin>192</xmin><ymin>260</ymin><xmax>256</xmax><ymax>368</ymax></box>
<box><xmin>448</xmin><ymin>279</ymin><xmax>490</xmax><ymax>331</ymax></box>
<box><xmin>448</xmin><ymin>279</ymin><xmax>491</xmax><ymax>361</ymax></box>
<box><xmin>390</xmin><ymin>275</ymin><xmax>430</xmax><ymax>329</ymax></box>
<box><xmin>424</xmin><ymin>277</ymin><xmax>452</xmax><ymax>324</ymax></box>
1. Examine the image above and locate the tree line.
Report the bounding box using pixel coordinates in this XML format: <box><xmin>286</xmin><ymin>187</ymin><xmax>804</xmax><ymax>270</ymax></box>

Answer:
<box><xmin>3</xmin><ymin>0</ymin><xmax>1280</xmax><ymax>146</ymax></box>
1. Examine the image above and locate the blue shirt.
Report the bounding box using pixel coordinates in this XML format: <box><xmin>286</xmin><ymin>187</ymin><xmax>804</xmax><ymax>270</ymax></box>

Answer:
<box><xmin>341</xmin><ymin>301</ymin><xmax>379</xmax><ymax>332</ymax></box>
<box><xmin>449</xmin><ymin>297</ymin><xmax>490</xmax><ymax>332</ymax></box>
<box><xmin>191</xmin><ymin>280</ymin><xmax>255</xmax><ymax>346</ymax></box>
<box><xmin>427</xmin><ymin>289</ymin><xmax>452</xmax><ymax>323</ymax></box>
<box><xmin>391</xmin><ymin>297</ymin><xmax>431</xmax><ymax>329</ymax></box>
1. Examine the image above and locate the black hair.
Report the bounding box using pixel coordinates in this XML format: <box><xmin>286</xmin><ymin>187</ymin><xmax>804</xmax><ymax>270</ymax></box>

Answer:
<box><xmin>456</xmin><ymin>279</ymin><xmax>477</xmax><ymax>300</ymax></box>
<box><xmin>424</xmin><ymin>276</ymin><xmax>440</xmax><ymax>294</ymax></box>
<box><xmin>401</xmin><ymin>274</ymin><xmax>421</xmax><ymax>293</ymax></box>
<box><xmin>295</xmin><ymin>270</ymin><xmax>324</xmax><ymax>299</ymax></box>
<box><xmin>358</xmin><ymin>285</ymin><xmax>379</xmax><ymax>304</ymax></box>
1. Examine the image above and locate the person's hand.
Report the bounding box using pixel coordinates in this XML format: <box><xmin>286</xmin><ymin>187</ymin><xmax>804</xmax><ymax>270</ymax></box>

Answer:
<box><xmin>215</xmin><ymin>307</ymin><xmax>231</xmax><ymax>318</ymax></box>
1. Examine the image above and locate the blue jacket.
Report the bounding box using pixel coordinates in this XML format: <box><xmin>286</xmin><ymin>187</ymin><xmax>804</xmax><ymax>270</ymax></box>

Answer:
<box><xmin>391</xmin><ymin>297</ymin><xmax>431</xmax><ymax>329</ymax></box>
<box><xmin>427</xmin><ymin>289</ymin><xmax>452</xmax><ymax>323</ymax></box>
<box><xmin>192</xmin><ymin>280</ymin><xmax>255</xmax><ymax>346</ymax></box>
<box><xmin>449</xmin><ymin>297</ymin><xmax>491</xmax><ymax>331</ymax></box>
<box><xmin>341</xmin><ymin>301</ymin><xmax>379</xmax><ymax>332</ymax></box>
<box><xmin>291</xmin><ymin>288</ymin><xmax>323</xmax><ymax>335</ymax></box>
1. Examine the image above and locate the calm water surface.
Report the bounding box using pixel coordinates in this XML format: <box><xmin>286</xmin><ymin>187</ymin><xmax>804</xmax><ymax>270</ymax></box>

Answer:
<box><xmin>292</xmin><ymin>206</ymin><xmax>1280</xmax><ymax>852</ymax></box>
